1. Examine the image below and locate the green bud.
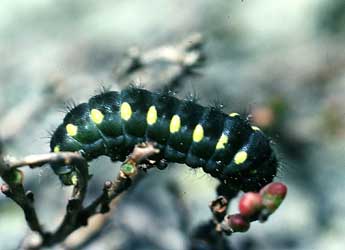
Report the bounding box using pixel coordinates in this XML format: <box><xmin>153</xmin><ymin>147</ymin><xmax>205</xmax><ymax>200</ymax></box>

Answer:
<box><xmin>4</xmin><ymin>169</ymin><xmax>24</xmax><ymax>184</ymax></box>
<box><xmin>121</xmin><ymin>163</ymin><xmax>136</xmax><ymax>176</ymax></box>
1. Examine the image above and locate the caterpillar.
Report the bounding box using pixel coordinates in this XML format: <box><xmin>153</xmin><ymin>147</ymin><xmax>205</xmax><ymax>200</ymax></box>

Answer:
<box><xmin>50</xmin><ymin>86</ymin><xmax>278</xmax><ymax>192</ymax></box>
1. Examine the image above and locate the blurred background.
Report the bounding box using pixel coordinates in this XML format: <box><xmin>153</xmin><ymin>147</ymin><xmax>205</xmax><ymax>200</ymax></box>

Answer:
<box><xmin>0</xmin><ymin>0</ymin><xmax>345</xmax><ymax>249</ymax></box>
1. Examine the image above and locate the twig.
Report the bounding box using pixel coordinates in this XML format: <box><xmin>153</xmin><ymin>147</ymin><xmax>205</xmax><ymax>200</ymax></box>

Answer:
<box><xmin>190</xmin><ymin>182</ymin><xmax>287</xmax><ymax>250</ymax></box>
<box><xmin>210</xmin><ymin>196</ymin><xmax>229</xmax><ymax>228</ymax></box>
<box><xmin>189</xmin><ymin>188</ymin><xmax>233</xmax><ymax>250</ymax></box>
<box><xmin>1</xmin><ymin>33</ymin><xmax>207</xmax><ymax>249</ymax></box>
<box><xmin>2</xmin><ymin>152</ymin><xmax>86</xmax><ymax>170</ymax></box>
<box><xmin>113</xmin><ymin>33</ymin><xmax>205</xmax><ymax>91</ymax></box>
<box><xmin>0</xmin><ymin>146</ymin><xmax>90</xmax><ymax>249</ymax></box>
<box><xmin>0</xmin><ymin>140</ymin><xmax>159</xmax><ymax>250</ymax></box>
<box><xmin>61</xmin><ymin>143</ymin><xmax>160</xmax><ymax>249</ymax></box>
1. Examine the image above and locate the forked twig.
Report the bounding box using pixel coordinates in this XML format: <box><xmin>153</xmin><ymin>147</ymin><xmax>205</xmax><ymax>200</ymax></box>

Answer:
<box><xmin>0</xmin><ymin>141</ymin><xmax>159</xmax><ymax>250</ymax></box>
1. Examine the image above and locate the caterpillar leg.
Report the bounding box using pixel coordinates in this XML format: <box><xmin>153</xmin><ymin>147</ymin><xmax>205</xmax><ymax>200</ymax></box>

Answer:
<box><xmin>216</xmin><ymin>183</ymin><xmax>239</xmax><ymax>200</ymax></box>
<box><xmin>138</xmin><ymin>158</ymin><xmax>168</xmax><ymax>171</ymax></box>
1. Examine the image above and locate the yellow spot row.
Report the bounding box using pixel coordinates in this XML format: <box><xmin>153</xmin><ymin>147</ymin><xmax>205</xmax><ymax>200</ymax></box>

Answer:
<box><xmin>64</xmin><ymin>104</ymin><xmax>250</xmax><ymax>157</ymax></box>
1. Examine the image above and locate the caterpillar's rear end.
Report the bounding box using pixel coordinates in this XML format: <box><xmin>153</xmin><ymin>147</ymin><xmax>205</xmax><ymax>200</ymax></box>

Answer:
<box><xmin>50</xmin><ymin>87</ymin><xmax>278</xmax><ymax>192</ymax></box>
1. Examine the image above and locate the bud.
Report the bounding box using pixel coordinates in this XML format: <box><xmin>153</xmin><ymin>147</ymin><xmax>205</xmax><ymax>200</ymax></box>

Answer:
<box><xmin>0</xmin><ymin>184</ymin><xmax>10</xmax><ymax>194</ymax></box>
<box><xmin>4</xmin><ymin>169</ymin><xmax>24</xmax><ymax>185</ymax></box>
<box><xmin>239</xmin><ymin>192</ymin><xmax>263</xmax><ymax>218</ymax></box>
<box><xmin>121</xmin><ymin>162</ymin><xmax>137</xmax><ymax>176</ymax></box>
<box><xmin>260</xmin><ymin>182</ymin><xmax>287</xmax><ymax>213</ymax></box>
<box><xmin>104</xmin><ymin>180</ymin><xmax>113</xmax><ymax>189</ymax></box>
<box><xmin>260</xmin><ymin>182</ymin><xmax>287</xmax><ymax>198</ymax></box>
<box><xmin>225</xmin><ymin>214</ymin><xmax>250</xmax><ymax>233</ymax></box>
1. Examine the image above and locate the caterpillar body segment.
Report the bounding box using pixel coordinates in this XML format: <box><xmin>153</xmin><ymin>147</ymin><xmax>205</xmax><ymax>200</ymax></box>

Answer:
<box><xmin>50</xmin><ymin>87</ymin><xmax>278</xmax><ymax>192</ymax></box>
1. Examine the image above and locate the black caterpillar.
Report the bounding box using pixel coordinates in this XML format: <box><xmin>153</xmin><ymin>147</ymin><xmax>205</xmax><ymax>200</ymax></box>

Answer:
<box><xmin>50</xmin><ymin>87</ymin><xmax>277</xmax><ymax>192</ymax></box>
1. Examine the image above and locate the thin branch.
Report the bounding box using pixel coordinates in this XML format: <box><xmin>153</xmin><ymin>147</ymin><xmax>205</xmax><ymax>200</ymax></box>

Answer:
<box><xmin>0</xmin><ymin>142</ymin><xmax>46</xmax><ymax>239</ymax></box>
<box><xmin>0</xmin><ymin>33</ymin><xmax>207</xmax><ymax>250</ymax></box>
<box><xmin>3</xmin><ymin>152</ymin><xmax>85</xmax><ymax>170</ymax></box>
<box><xmin>210</xmin><ymin>196</ymin><xmax>229</xmax><ymax>228</ymax></box>
<box><xmin>113</xmin><ymin>33</ymin><xmax>205</xmax><ymax>91</ymax></box>
<box><xmin>61</xmin><ymin>142</ymin><xmax>159</xmax><ymax>249</ymax></box>
<box><xmin>0</xmin><ymin>140</ymin><xmax>159</xmax><ymax>250</ymax></box>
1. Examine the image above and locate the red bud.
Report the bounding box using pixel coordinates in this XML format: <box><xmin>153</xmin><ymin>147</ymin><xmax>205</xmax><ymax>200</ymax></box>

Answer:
<box><xmin>226</xmin><ymin>214</ymin><xmax>250</xmax><ymax>232</ymax></box>
<box><xmin>239</xmin><ymin>192</ymin><xmax>263</xmax><ymax>217</ymax></box>
<box><xmin>260</xmin><ymin>182</ymin><xmax>287</xmax><ymax>198</ymax></box>
<box><xmin>260</xmin><ymin>182</ymin><xmax>287</xmax><ymax>213</ymax></box>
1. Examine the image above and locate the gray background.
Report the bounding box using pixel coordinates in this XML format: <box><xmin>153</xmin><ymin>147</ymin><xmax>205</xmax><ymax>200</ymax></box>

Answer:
<box><xmin>0</xmin><ymin>1</ymin><xmax>344</xmax><ymax>250</ymax></box>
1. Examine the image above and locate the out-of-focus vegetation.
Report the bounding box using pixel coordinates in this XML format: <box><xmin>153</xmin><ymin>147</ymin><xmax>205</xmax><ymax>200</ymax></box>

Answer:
<box><xmin>0</xmin><ymin>1</ymin><xmax>344</xmax><ymax>250</ymax></box>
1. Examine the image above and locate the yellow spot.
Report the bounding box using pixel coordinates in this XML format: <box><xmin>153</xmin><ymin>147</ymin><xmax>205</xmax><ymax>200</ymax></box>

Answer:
<box><xmin>229</xmin><ymin>112</ymin><xmax>239</xmax><ymax>117</ymax></box>
<box><xmin>251</xmin><ymin>126</ymin><xmax>261</xmax><ymax>131</ymax></box>
<box><xmin>234</xmin><ymin>151</ymin><xmax>247</xmax><ymax>165</ymax></box>
<box><xmin>71</xmin><ymin>175</ymin><xmax>78</xmax><ymax>186</ymax></box>
<box><xmin>66</xmin><ymin>124</ymin><xmax>78</xmax><ymax>137</ymax></box>
<box><xmin>216</xmin><ymin>133</ymin><xmax>228</xmax><ymax>150</ymax></box>
<box><xmin>90</xmin><ymin>109</ymin><xmax>104</xmax><ymax>124</ymax></box>
<box><xmin>53</xmin><ymin>145</ymin><xmax>60</xmax><ymax>153</ymax></box>
<box><xmin>170</xmin><ymin>115</ymin><xmax>181</xmax><ymax>133</ymax></box>
<box><xmin>147</xmin><ymin>106</ymin><xmax>158</xmax><ymax>125</ymax></box>
<box><xmin>193</xmin><ymin>124</ymin><xmax>204</xmax><ymax>142</ymax></box>
<box><xmin>120</xmin><ymin>102</ymin><xmax>132</xmax><ymax>121</ymax></box>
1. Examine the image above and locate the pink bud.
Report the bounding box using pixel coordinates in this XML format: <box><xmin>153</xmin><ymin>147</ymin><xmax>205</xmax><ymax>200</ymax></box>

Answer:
<box><xmin>260</xmin><ymin>182</ymin><xmax>287</xmax><ymax>213</ymax></box>
<box><xmin>239</xmin><ymin>192</ymin><xmax>263</xmax><ymax>218</ymax></box>
<box><xmin>260</xmin><ymin>182</ymin><xmax>287</xmax><ymax>198</ymax></box>
<box><xmin>226</xmin><ymin>214</ymin><xmax>250</xmax><ymax>232</ymax></box>
<box><xmin>0</xmin><ymin>184</ymin><xmax>10</xmax><ymax>194</ymax></box>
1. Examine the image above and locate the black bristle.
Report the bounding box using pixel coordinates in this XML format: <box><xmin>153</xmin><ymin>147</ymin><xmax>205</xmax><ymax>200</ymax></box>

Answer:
<box><xmin>64</xmin><ymin>100</ymin><xmax>78</xmax><ymax>113</ymax></box>
<box><xmin>49</xmin><ymin>86</ymin><xmax>279</xmax><ymax>193</ymax></box>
